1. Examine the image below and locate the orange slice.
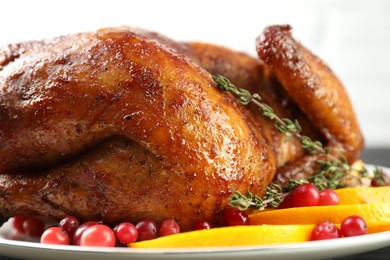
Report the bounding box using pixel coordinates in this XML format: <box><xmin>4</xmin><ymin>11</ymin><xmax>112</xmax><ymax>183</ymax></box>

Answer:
<box><xmin>250</xmin><ymin>203</ymin><xmax>390</xmax><ymax>234</ymax></box>
<box><xmin>336</xmin><ymin>187</ymin><xmax>390</xmax><ymax>205</ymax></box>
<box><xmin>129</xmin><ymin>224</ymin><xmax>314</xmax><ymax>248</ymax></box>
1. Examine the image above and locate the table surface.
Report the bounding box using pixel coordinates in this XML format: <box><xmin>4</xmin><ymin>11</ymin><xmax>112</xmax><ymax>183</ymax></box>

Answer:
<box><xmin>0</xmin><ymin>148</ymin><xmax>389</xmax><ymax>260</ymax></box>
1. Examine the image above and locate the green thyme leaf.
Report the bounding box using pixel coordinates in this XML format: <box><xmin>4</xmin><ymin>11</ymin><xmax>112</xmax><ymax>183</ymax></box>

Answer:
<box><xmin>214</xmin><ymin>74</ymin><xmax>375</xmax><ymax>211</ymax></box>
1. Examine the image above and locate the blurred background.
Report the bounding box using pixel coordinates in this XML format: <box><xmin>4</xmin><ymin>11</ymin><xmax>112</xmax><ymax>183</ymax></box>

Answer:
<box><xmin>1</xmin><ymin>0</ymin><xmax>389</xmax><ymax>148</ymax></box>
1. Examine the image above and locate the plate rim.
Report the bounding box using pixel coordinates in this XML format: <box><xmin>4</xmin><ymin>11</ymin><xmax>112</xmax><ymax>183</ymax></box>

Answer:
<box><xmin>1</xmin><ymin>229</ymin><xmax>390</xmax><ymax>254</ymax></box>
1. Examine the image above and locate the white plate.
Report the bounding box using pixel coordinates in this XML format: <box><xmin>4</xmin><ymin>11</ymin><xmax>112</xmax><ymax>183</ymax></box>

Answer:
<box><xmin>0</xmin><ymin>165</ymin><xmax>389</xmax><ymax>260</ymax></box>
<box><xmin>1</xmin><ymin>231</ymin><xmax>390</xmax><ymax>260</ymax></box>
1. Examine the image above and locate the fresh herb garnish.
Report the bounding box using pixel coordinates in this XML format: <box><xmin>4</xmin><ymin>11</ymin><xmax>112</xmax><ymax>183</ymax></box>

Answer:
<box><xmin>212</xmin><ymin>74</ymin><xmax>386</xmax><ymax>210</ymax></box>
<box><xmin>213</xmin><ymin>74</ymin><xmax>338</xmax><ymax>160</ymax></box>
<box><xmin>228</xmin><ymin>180</ymin><xmax>307</xmax><ymax>211</ymax></box>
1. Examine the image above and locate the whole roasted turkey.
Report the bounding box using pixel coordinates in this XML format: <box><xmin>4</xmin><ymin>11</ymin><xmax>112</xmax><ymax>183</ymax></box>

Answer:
<box><xmin>0</xmin><ymin>25</ymin><xmax>363</xmax><ymax>230</ymax></box>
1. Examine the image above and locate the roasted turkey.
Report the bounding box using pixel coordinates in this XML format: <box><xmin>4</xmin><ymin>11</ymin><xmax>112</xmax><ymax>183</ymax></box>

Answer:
<box><xmin>0</xmin><ymin>25</ymin><xmax>363</xmax><ymax>230</ymax></box>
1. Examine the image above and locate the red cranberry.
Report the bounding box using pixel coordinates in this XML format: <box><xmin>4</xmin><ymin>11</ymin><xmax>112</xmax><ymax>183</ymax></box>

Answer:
<box><xmin>222</xmin><ymin>207</ymin><xmax>250</xmax><ymax>226</ymax></box>
<box><xmin>192</xmin><ymin>221</ymin><xmax>212</xmax><ymax>230</ymax></box>
<box><xmin>40</xmin><ymin>227</ymin><xmax>70</xmax><ymax>245</ymax></box>
<box><xmin>311</xmin><ymin>222</ymin><xmax>342</xmax><ymax>240</ymax></box>
<box><xmin>292</xmin><ymin>183</ymin><xmax>320</xmax><ymax>207</ymax></box>
<box><xmin>340</xmin><ymin>215</ymin><xmax>367</xmax><ymax>237</ymax></box>
<box><xmin>72</xmin><ymin>221</ymin><xmax>99</xmax><ymax>245</ymax></box>
<box><xmin>114</xmin><ymin>222</ymin><xmax>139</xmax><ymax>244</ymax></box>
<box><xmin>23</xmin><ymin>217</ymin><xmax>45</xmax><ymax>237</ymax></box>
<box><xmin>158</xmin><ymin>219</ymin><xmax>180</xmax><ymax>237</ymax></box>
<box><xmin>318</xmin><ymin>189</ymin><xmax>340</xmax><ymax>206</ymax></box>
<box><xmin>278</xmin><ymin>194</ymin><xmax>294</xmax><ymax>209</ymax></box>
<box><xmin>135</xmin><ymin>220</ymin><xmax>158</xmax><ymax>241</ymax></box>
<box><xmin>59</xmin><ymin>216</ymin><xmax>80</xmax><ymax>237</ymax></box>
<box><xmin>80</xmin><ymin>224</ymin><xmax>116</xmax><ymax>247</ymax></box>
<box><xmin>12</xmin><ymin>216</ymin><xmax>28</xmax><ymax>233</ymax></box>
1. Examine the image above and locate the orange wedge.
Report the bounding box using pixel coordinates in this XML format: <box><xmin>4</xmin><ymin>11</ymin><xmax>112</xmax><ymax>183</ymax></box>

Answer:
<box><xmin>129</xmin><ymin>224</ymin><xmax>314</xmax><ymax>248</ymax></box>
<box><xmin>250</xmin><ymin>203</ymin><xmax>390</xmax><ymax>234</ymax></box>
<box><xmin>336</xmin><ymin>187</ymin><xmax>390</xmax><ymax>205</ymax></box>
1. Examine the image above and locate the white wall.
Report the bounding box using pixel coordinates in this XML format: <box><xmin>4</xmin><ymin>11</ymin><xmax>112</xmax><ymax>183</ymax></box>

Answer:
<box><xmin>1</xmin><ymin>0</ymin><xmax>389</xmax><ymax>147</ymax></box>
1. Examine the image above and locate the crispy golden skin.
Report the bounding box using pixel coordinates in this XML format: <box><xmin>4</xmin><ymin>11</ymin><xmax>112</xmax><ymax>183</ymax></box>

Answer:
<box><xmin>0</xmin><ymin>25</ymin><xmax>364</xmax><ymax>229</ymax></box>
<box><xmin>182</xmin><ymin>42</ymin><xmax>324</xmax><ymax>168</ymax></box>
<box><xmin>0</xmin><ymin>27</ymin><xmax>275</xmax><ymax>229</ymax></box>
<box><xmin>256</xmin><ymin>25</ymin><xmax>364</xmax><ymax>184</ymax></box>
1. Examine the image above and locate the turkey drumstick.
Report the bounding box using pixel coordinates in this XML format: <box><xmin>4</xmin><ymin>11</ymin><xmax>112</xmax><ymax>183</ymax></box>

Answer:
<box><xmin>256</xmin><ymin>25</ymin><xmax>364</xmax><ymax>184</ymax></box>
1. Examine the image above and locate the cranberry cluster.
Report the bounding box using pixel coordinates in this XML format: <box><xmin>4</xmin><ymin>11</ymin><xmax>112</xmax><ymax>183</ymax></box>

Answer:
<box><xmin>11</xmin><ymin>216</ymin><xmax>185</xmax><ymax>246</ymax></box>
<box><xmin>9</xmin><ymin>183</ymin><xmax>369</xmax><ymax>246</ymax></box>
<box><xmin>280</xmin><ymin>183</ymin><xmax>340</xmax><ymax>208</ymax></box>
<box><xmin>10</xmin><ymin>207</ymin><xmax>250</xmax><ymax>247</ymax></box>
<box><xmin>311</xmin><ymin>215</ymin><xmax>368</xmax><ymax>240</ymax></box>
<box><xmin>278</xmin><ymin>183</ymin><xmax>368</xmax><ymax>241</ymax></box>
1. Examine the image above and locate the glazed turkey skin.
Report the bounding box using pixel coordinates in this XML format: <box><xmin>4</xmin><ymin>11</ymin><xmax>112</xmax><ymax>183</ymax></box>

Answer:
<box><xmin>0</xmin><ymin>27</ymin><xmax>276</xmax><ymax>230</ymax></box>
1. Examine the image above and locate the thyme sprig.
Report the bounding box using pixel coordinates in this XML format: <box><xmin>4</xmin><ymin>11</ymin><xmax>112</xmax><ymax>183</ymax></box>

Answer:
<box><xmin>212</xmin><ymin>74</ymin><xmax>386</xmax><ymax>211</ymax></box>
<box><xmin>229</xmin><ymin>180</ymin><xmax>307</xmax><ymax>211</ymax></box>
<box><xmin>212</xmin><ymin>75</ymin><xmax>337</xmax><ymax>159</ymax></box>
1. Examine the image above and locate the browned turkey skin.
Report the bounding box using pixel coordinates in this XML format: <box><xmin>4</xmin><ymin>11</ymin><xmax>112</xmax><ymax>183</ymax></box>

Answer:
<box><xmin>256</xmin><ymin>25</ymin><xmax>363</xmax><ymax>183</ymax></box>
<box><xmin>0</xmin><ymin>27</ymin><xmax>275</xmax><ymax>230</ymax></box>
<box><xmin>0</xmin><ymin>25</ymin><xmax>363</xmax><ymax>230</ymax></box>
